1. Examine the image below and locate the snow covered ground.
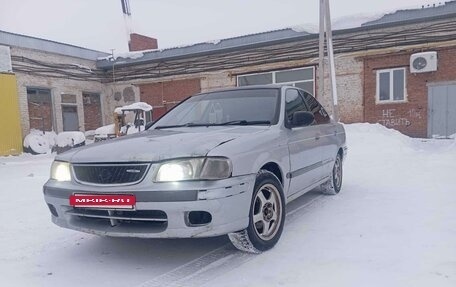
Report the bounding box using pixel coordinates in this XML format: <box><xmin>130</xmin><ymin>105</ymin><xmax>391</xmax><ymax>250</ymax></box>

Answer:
<box><xmin>1</xmin><ymin>123</ymin><xmax>455</xmax><ymax>287</ymax></box>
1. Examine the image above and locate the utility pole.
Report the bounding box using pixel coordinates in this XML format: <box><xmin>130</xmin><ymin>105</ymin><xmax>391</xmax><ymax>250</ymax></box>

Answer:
<box><xmin>318</xmin><ymin>0</ymin><xmax>339</xmax><ymax>121</ymax></box>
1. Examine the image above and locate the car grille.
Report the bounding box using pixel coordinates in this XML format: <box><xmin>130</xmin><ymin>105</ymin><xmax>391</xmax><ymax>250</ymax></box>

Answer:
<box><xmin>67</xmin><ymin>208</ymin><xmax>168</xmax><ymax>232</ymax></box>
<box><xmin>72</xmin><ymin>163</ymin><xmax>149</xmax><ymax>185</ymax></box>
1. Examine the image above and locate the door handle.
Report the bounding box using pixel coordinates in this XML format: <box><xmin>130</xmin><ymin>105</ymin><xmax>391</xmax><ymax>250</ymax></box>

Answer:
<box><xmin>315</xmin><ymin>135</ymin><xmax>320</xmax><ymax>140</ymax></box>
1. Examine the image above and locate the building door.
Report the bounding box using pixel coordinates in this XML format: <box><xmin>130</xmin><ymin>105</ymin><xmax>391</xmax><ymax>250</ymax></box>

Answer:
<box><xmin>62</xmin><ymin>106</ymin><xmax>79</xmax><ymax>131</ymax></box>
<box><xmin>428</xmin><ymin>84</ymin><xmax>456</xmax><ymax>138</ymax></box>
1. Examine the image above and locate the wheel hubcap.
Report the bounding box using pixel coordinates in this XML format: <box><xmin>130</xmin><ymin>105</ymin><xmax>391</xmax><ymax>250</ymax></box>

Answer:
<box><xmin>252</xmin><ymin>184</ymin><xmax>282</xmax><ymax>241</ymax></box>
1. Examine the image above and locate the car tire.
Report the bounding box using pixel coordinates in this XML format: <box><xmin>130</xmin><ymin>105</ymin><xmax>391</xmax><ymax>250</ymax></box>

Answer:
<box><xmin>228</xmin><ymin>170</ymin><xmax>285</xmax><ymax>253</ymax></box>
<box><xmin>321</xmin><ymin>153</ymin><xmax>343</xmax><ymax>195</ymax></box>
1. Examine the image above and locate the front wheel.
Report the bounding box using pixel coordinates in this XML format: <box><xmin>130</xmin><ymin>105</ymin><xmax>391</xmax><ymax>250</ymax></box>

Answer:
<box><xmin>228</xmin><ymin>170</ymin><xmax>285</xmax><ymax>253</ymax></box>
<box><xmin>321</xmin><ymin>153</ymin><xmax>343</xmax><ymax>195</ymax></box>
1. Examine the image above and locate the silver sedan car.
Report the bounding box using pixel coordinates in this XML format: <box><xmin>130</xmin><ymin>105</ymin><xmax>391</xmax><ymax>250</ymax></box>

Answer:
<box><xmin>43</xmin><ymin>86</ymin><xmax>347</xmax><ymax>253</ymax></box>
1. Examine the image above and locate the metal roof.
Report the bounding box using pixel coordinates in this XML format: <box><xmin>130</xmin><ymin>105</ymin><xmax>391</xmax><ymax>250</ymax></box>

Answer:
<box><xmin>97</xmin><ymin>28</ymin><xmax>310</xmax><ymax>68</ymax></box>
<box><xmin>0</xmin><ymin>30</ymin><xmax>109</xmax><ymax>60</ymax></box>
<box><xmin>96</xmin><ymin>7</ymin><xmax>456</xmax><ymax>70</ymax></box>
<box><xmin>363</xmin><ymin>1</ymin><xmax>456</xmax><ymax>26</ymax></box>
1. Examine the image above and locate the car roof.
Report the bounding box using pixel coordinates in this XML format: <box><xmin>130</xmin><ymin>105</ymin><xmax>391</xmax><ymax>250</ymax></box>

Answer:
<box><xmin>196</xmin><ymin>84</ymin><xmax>291</xmax><ymax>96</ymax></box>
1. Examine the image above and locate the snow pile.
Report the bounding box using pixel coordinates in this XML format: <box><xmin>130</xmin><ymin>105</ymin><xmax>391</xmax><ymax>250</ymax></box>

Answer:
<box><xmin>114</xmin><ymin>102</ymin><xmax>152</xmax><ymax>114</ymax></box>
<box><xmin>344</xmin><ymin>123</ymin><xmax>415</xmax><ymax>153</ymax></box>
<box><xmin>55</xmin><ymin>132</ymin><xmax>85</xmax><ymax>148</ymax></box>
<box><xmin>23</xmin><ymin>133</ymin><xmax>50</xmax><ymax>155</ymax></box>
<box><xmin>23</xmin><ymin>130</ymin><xmax>88</xmax><ymax>154</ymax></box>
<box><xmin>84</xmin><ymin>130</ymin><xmax>96</xmax><ymax>138</ymax></box>
<box><xmin>23</xmin><ymin>130</ymin><xmax>57</xmax><ymax>154</ymax></box>
<box><xmin>94</xmin><ymin>124</ymin><xmax>115</xmax><ymax>137</ymax></box>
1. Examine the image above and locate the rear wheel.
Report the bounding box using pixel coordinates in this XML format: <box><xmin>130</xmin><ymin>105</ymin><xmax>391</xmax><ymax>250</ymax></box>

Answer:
<box><xmin>228</xmin><ymin>170</ymin><xmax>285</xmax><ymax>253</ymax></box>
<box><xmin>321</xmin><ymin>153</ymin><xmax>343</xmax><ymax>195</ymax></box>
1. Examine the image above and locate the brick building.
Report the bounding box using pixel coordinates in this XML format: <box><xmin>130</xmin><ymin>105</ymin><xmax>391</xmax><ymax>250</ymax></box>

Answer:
<box><xmin>0</xmin><ymin>32</ymin><xmax>140</xmax><ymax>137</ymax></box>
<box><xmin>1</xmin><ymin>1</ymin><xmax>456</xmax><ymax>154</ymax></box>
<box><xmin>96</xmin><ymin>3</ymin><xmax>456</xmax><ymax>138</ymax></box>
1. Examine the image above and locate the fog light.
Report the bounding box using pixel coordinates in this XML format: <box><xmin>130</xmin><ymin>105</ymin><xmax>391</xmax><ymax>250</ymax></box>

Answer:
<box><xmin>187</xmin><ymin>211</ymin><xmax>212</xmax><ymax>226</ymax></box>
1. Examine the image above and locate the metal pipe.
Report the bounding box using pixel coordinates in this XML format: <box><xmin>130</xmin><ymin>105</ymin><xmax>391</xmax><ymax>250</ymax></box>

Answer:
<box><xmin>318</xmin><ymin>0</ymin><xmax>325</xmax><ymax>100</ymax></box>
<box><xmin>324</xmin><ymin>0</ymin><xmax>339</xmax><ymax>121</ymax></box>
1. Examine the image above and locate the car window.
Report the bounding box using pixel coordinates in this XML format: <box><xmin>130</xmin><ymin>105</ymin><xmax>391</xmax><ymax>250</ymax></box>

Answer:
<box><xmin>155</xmin><ymin>88</ymin><xmax>281</xmax><ymax>126</ymax></box>
<box><xmin>301</xmin><ymin>91</ymin><xmax>331</xmax><ymax>125</ymax></box>
<box><xmin>285</xmin><ymin>89</ymin><xmax>309</xmax><ymax>123</ymax></box>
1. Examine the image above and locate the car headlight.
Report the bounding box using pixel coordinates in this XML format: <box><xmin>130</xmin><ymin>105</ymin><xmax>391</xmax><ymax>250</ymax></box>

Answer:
<box><xmin>50</xmin><ymin>161</ymin><xmax>72</xmax><ymax>182</ymax></box>
<box><xmin>154</xmin><ymin>157</ymin><xmax>232</xmax><ymax>182</ymax></box>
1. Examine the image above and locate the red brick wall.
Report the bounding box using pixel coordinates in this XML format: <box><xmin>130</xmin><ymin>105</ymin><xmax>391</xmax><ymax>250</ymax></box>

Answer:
<box><xmin>83</xmin><ymin>93</ymin><xmax>102</xmax><ymax>131</ymax></box>
<box><xmin>139</xmin><ymin>78</ymin><xmax>201</xmax><ymax>120</ymax></box>
<box><xmin>363</xmin><ymin>46</ymin><xmax>456</xmax><ymax>138</ymax></box>
<box><xmin>129</xmin><ymin>33</ymin><xmax>158</xmax><ymax>51</ymax></box>
<box><xmin>28</xmin><ymin>102</ymin><xmax>53</xmax><ymax>131</ymax></box>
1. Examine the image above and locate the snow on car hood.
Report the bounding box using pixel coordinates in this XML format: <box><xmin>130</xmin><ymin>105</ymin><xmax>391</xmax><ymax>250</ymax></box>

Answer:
<box><xmin>56</xmin><ymin>126</ymin><xmax>268</xmax><ymax>163</ymax></box>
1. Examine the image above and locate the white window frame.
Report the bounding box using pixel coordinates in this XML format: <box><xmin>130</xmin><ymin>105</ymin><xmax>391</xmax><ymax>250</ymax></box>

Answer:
<box><xmin>376</xmin><ymin>67</ymin><xmax>407</xmax><ymax>104</ymax></box>
<box><xmin>237</xmin><ymin>66</ymin><xmax>315</xmax><ymax>96</ymax></box>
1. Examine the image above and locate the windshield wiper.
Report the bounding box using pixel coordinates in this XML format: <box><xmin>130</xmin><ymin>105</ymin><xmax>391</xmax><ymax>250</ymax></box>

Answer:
<box><xmin>217</xmin><ymin>120</ymin><xmax>271</xmax><ymax>126</ymax></box>
<box><xmin>155</xmin><ymin>120</ymin><xmax>271</xmax><ymax>129</ymax></box>
<box><xmin>155</xmin><ymin>123</ymin><xmax>203</xmax><ymax>129</ymax></box>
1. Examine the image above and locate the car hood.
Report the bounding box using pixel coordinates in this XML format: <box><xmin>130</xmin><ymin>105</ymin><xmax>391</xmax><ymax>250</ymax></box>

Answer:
<box><xmin>57</xmin><ymin>126</ymin><xmax>269</xmax><ymax>163</ymax></box>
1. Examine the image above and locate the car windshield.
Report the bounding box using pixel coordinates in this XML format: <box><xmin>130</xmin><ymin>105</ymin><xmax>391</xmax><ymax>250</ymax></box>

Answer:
<box><xmin>154</xmin><ymin>89</ymin><xmax>280</xmax><ymax>128</ymax></box>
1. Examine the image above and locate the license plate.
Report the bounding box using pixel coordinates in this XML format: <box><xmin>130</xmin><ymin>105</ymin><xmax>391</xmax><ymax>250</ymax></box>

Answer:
<box><xmin>69</xmin><ymin>194</ymin><xmax>136</xmax><ymax>209</ymax></box>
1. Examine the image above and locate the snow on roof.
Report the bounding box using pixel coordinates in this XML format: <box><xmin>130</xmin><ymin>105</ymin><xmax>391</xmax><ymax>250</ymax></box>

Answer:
<box><xmin>114</xmin><ymin>102</ymin><xmax>153</xmax><ymax>114</ymax></box>
<box><xmin>332</xmin><ymin>13</ymin><xmax>386</xmax><ymax>30</ymax></box>
<box><xmin>97</xmin><ymin>28</ymin><xmax>310</xmax><ymax>68</ymax></box>
<box><xmin>97</xmin><ymin>50</ymin><xmax>147</xmax><ymax>61</ymax></box>
<box><xmin>362</xmin><ymin>1</ymin><xmax>456</xmax><ymax>26</ymax></box>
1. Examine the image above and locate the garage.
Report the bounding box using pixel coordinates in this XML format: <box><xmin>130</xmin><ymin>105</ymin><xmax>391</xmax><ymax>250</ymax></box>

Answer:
<box><xmin>428</xmin><ymin>83</ymin><xmax>456</xmax><ymax>138</ymax></box>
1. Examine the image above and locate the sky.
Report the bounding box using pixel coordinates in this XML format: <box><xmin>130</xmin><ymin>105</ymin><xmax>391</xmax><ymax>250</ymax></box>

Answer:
<box><xmin>0</xmin><ymin>0</ymin><xmax>444</xmax><ymax>53</ymax></box>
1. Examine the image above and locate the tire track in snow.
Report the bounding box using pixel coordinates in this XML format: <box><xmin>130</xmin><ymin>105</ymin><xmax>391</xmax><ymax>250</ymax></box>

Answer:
<box><xmin>137</xmin><ymin>193</ymin><xmax>326</xmax><ymax>287</ymax></box>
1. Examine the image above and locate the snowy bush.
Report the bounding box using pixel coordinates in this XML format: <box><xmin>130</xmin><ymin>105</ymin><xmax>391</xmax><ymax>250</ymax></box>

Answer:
<box><xmin>23</xmin><ymin>130</ymin><xmax>57</xmax><ymax>155</ymax></box>
<box><xmin>55</xmin><ymin>132</ymin><xmax>86</xmax><ymax>154</ymax></box>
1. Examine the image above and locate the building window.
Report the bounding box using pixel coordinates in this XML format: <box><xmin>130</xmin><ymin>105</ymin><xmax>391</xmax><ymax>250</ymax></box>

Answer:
<box><xmin>27</xmin><ymin>87</ymin><xmax>53</xmax><ymax>131</ymax></box>
<box><xmin>82</xmin><ymin>92</ymin><xmax>103</xmax><ymax>131</ymax></box>
<box><xmin>61</xmin><ymin>94</ymin><xmax>77</xmax><ymax>104</ymax></box>
<box><xmin>376</xmin><ymin>68</ymin><xmax>406</xmax><ymax>103</ymax></box>
<box><xmin>237</xmin><ymin>67</ymin><xmax>315</xmax><ymax>95</ymax></box>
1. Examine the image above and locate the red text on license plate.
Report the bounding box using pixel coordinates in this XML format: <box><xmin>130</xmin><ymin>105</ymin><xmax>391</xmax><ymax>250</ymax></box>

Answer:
<box><xmin>69</xmin><ymin>194</ymin><xmax>136</xmax><ymax>209</ymax></box>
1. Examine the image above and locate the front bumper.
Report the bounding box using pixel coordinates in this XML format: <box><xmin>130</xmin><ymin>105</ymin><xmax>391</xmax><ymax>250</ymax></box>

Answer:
<box><xmin>43</xmin><ymin>174</ymin><xmax>255</xmax><ymax>238</ymax></box>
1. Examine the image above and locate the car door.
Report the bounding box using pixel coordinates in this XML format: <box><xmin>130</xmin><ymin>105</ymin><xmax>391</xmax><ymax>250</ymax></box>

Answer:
<box><xmin>285</xmin><ymin>89</ymin><xmax>325</xmax><ymax>197</ymax></box>
<box><xmin>301</xmin><ymin>91</ymin><xmax>339</xmax><ymax>178</ymax></box>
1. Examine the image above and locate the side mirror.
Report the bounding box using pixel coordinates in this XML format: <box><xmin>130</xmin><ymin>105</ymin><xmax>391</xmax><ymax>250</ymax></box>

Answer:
<box><xmin>292</xmin><ymin>111</ymin><xmax>314</xmax><ymax>127</ymax></box>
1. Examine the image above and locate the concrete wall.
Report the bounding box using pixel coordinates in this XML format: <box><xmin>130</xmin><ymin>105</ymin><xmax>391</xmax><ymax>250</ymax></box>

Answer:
<box><xmin>10</xmin><ymin>47</ymin><xmax>141</xmax><ymax>135</ymax></box>
<box><xmin>12</xmin><ymin>47</ymin><xmax>105</xmax><ymax>135</ymax></box>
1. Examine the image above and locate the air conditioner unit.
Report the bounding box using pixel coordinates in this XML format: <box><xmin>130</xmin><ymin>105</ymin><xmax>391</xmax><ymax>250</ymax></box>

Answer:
<box><xmin>410</xmin><ymin>51</ymin><xmax>438</xmax><ymax>73</ymax></box>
